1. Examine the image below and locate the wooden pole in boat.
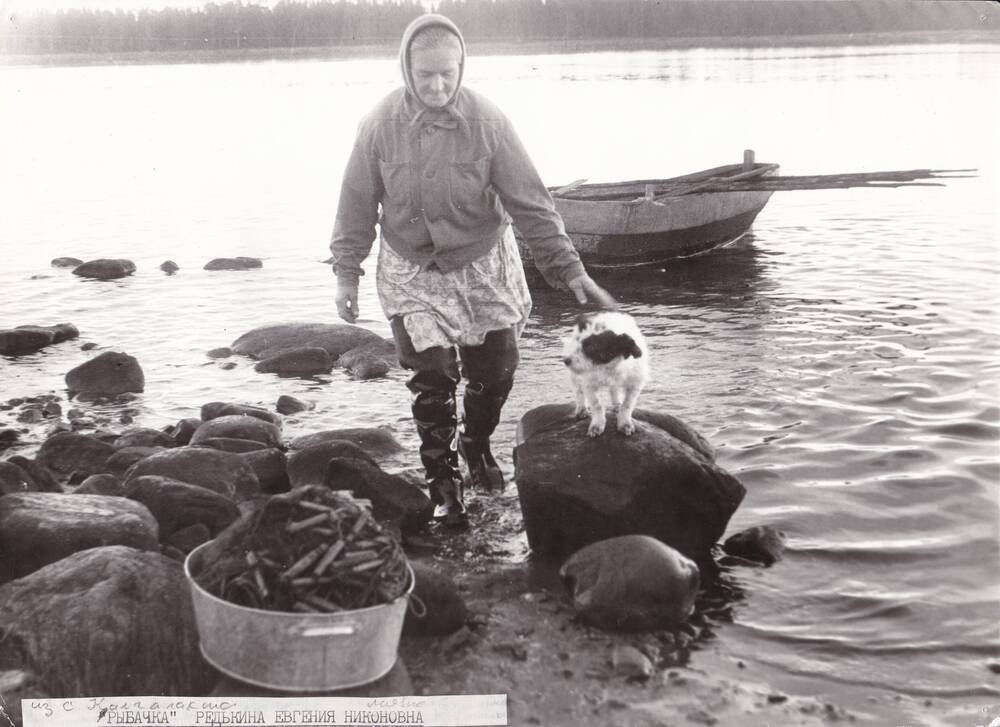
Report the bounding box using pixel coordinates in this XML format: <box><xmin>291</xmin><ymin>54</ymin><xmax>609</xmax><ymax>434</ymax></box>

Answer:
<box><xmin>743</xmin><ymin>149</ymin><xmax>755</xmax><ymax>171</ymax></box>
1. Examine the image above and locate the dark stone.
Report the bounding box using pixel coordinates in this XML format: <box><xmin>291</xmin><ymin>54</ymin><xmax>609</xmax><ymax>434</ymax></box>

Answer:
<box><xmin>164</xmin><ymin>522</ymin><xmax>211</xmax><ymax>554</ymax></box>
<box><xmin>337</xmin><ymin>338</ymin><xmax>397</xmax><ymax>370</ymax></box>
<box><xmin>114</xmin><ymin>427</ymin><xmax>178</xmax><ymax>449</ymax></box>
<box><xmin>324</xmin><ymin>458</ymin><xmax>433</xmax><ymax>532</ymax></box>
<box><xmin>201</xmin><ymin>402</ymin><xmax>281</xmax><ymax>427</ymax></box>
<box><xmin>5</xmin><ymin>456</ymin><xmax>62</xmax><ymax>492</ymax></box>
<box><xmin>160</xmin><ymin>260</ymin><xmax>179</xmax><ymax>273</ymax></box>
<box><xmin>0</xmin><ymin>545</ymin><xmax>214</xmax><ymax>696</ymax></box>
<box><xmin>722</xmin><ymin>525</ymin><xmax>786</xmax><ymax>566</ymax></box>
<box><xmin>349</xmin><ymin>355</ymin><xmax>391</xmax><ymax>380</ymax></box>
<box><xmin>124</xmin><ymin>446</ymin><xmax>261</xmax><ymax>502</ymax></box>
<box><xmin>231</xmin><ymin>322</ymin><xmax>382</xmax><ymax>360</ymax></box>
<box><xmin>190</xmin><ymin>414</ymin><xmax>282</xmax><ymax>449</ymax></box>
<box><xmin>65</xmin><ymin>350</ymin><xmax>144</xmax><ymax>397</ymax></box>
<box><xmin>289</xmin><ymin>427</ymin><xmax>403</xmax><ymax>461</ymax></box>
<box><xmin>36</xmin><ymin>431</ymin><xmax>115</xmax><ymax>476</ymax></box>
<box><xmin>240</xmin><ymin>448</ymin><xmax>289</xmax><ymax>495</ymax></box>
<box><xmin>0</xmin><ymin>328</ymin><xmax>53</xmax><ymax>356</ymax></box>
<box><xmin>0</xmin><ymin>428</ymin><xmax>19</xmax><ymax>448</ymax></box>
<box><xmin>74</xmin><ymin>473</ymin><xmax>126</xmax><ymax>496</ymax></box>
<box><xmin>0</xmin><ymin>462</ymin><xmax>32</xmax><ymax>495</ymax></box>
<box><xmin>72</xmin><ymin>258</ymin><xmax>136</xmax><ymax>280</ymax></box>
<box><xmin>126</xmin><ymin>475</ymin><xmax>239</xmax><ymax>539</ymax></box>
<box><xmin>103</xmin><ymin>446</ymin><xmax>162</xmax><ymax>476</ymax></box>
<box><xmin>514</xmin><ymin>404</ymin><xmax>745</xmax><ymax>561</ymax></box>
<box><xmin>276</xmin><ymin>394</ymin><xmax>313</xmax><ymax>415</ymax></box>
<box><xmin>207</xmin><ymin>347</ymin><xmax>232</xmax><ymax>359</ymax></box>
<box><xmin>0</xmin><ymin>493</ymin><xmax>159</xmax><ymax>578</ymax></box>
<box><xmin>195</xmin><ymin>437</ymin><xmax>271</xmax><ymax>454</ymax></box>
<box><xmin>42</xmin><ymin>401</ymin><xmax>62</xmax><ymax>417</ymax></box>
<box><xmin>559</xmin><ymin>535</ymin><xmax>700</xmax><ymax>631</ymax></box>
<box><xmin>0</xmin><ymin>670</ymin><xmax>48</xmax><ymax>727</ymax></box>
<box><xmin>255</xmin><ymin>347</ymin><xmax>333</xmax><ymax>376</ymax></box>
<box><xmin>17</xmin><ymin>407</ymin><xmax>43</xmax><ymax>423</ymax></box>
<box><xmin>403</xmin><ymin>561</ymin><xmax>467</xmax><ymax>636</ymax></box>
<box><xmin>287</xmin><ymin>440</ymin><xmax>376</xmax><ymax>488</ymax></box>
<box><xmin>17</xmin><ymin>323</ymin><xmax>79</xmax><ymax>345</ymax></box>
<box><xmin>51</xmin><ymin>256</ymin><xmax>83</xmax><ymax>268</ymax></box>
<box><xmin>204</xmin><ymin>256</ymin><xmax>262</xmax><ymax>271</ymax></box>
<box><xmin>167</xmin><ymin>417</ymin><xmax>202</xmax><ymax>445</ymax></box>
<box><xmin>80</xmin><ymin>341</ymin><xmax>98</xmax><ymax>350</ymax></box>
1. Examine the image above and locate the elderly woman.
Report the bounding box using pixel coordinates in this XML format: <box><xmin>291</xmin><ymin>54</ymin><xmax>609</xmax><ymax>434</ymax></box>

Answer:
<box><xmin>330</xmin><ymin>13</ymin><xmax>614</xmax><ymax>527</ymax></box>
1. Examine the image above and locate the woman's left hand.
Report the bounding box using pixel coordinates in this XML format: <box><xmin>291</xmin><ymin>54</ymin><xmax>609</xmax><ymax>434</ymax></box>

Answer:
<box><xmin>567</xmin><ymin>274</ymin><xmax>619</xmax><ymax>309</ymax></box>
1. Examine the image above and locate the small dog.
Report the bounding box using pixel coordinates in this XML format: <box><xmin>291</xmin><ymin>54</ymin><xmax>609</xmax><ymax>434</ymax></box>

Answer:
<box><xmin>562</xmin><ymin>311</ymin><xmax>649</xmax><ymax>437</ymax></box>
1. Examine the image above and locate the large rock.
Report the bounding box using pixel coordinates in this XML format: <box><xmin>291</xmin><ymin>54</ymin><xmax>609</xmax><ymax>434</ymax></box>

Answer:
<box><xmin>72</xmin><ymin>258</ymin><xmax>136</xmax><ymax>280</ymax></box>
<box><xmin>289</xmin><ymin>427</ymin><xmax>403</xmax><ymax>461</ymax></box>
<box><xmin>0</xmin><ymin>492</ymin><xmax>159</xmax><ymax>578</ymax></box>
<box><xmin>231</xmin><ymin>322</ymin><xmax>382</xmax><ymax>361</ymax></box>
<box><xmin>114</xmin><ymin>427</ymin><xmax>178</xmax><ymax>449</ymax></box>
<box><xmin>0</xmin><ymin>324</ymin><xmax>78</xmax><ymax>356</ymax></box>
<box><xmin>0</xmin><ymin>546</ymin><xmax>214</xmax><ymax>696</ymax></box>
<box><xmin>0</xmin><ymin>462</ymin><xmax>32</xmax><ymax>495</ymax></box>
<box><xmin>204</xmin><ymin>256</ymin><xmax>262</xmax><ymax>270</ymax></box>
<box><xmin>5</xmin><ymin>456</ymin><xmax>62</xmax><ymax>492</ymax></box>
<box><xmin>287</xmin><ymin>440</ymin><xmax>376</xmax><ymax>488</ymax></box>
<box><xmin>35</xmin><ymin>431</ymin><xmax>115</xmax><ymax>477</ymax></box>
<box><xmin>255</xmin><ymin>347</ymin><xmax>333</xmax><ymax>376</ymax></box>
<box><xmin>74</xmin><ymin>473</ymin><xmax>126</xmax><ymax>496</ymax></box>
<box><xmin>514</xmin><ymin>404</ymin><xmax>744</xmax><ymax>560</ymax></box>
<box><xmin>190</xmin><ymin>414</ymin><xmax>282</xmax><ymax>449</ymax></box>
<box><xmin>124</xmin><ymin>447</ymin><xmax>261</xmax><ymax>502</ymax></box>
<box><xmin>240</xmin><ymin>448</ymin><xmax>290</xmax><ymax>495</ymax></box>
<box><xmin>324</xmin><ymin>458</ymin><xmax>433</xmax><ymax>532</ymax></box>
<box><xmin>195</xmin><ymin>437</ymin><xmax>271</xmax><ymax>454</ymax></box>
<box><xmin>65</xmin><ymin>351</ymin><xmax>144</xmax><ymax>397</ymax></box>
<box><xmin>125</xmin><ymin>475</ymin><xmax>240</xmax><ymax>539</ymax></box>
<box><xmin>559</xmin><ymin>535</ymin><xmax>700</xmax><ymax>631</ymax></box>
<box><xmin>200</xmin><ymin>402</ymin><xmax>282</xmax><ymax>427</ymax></box>
<box><xmin>103</xmin><ymin>446</ymin><xmax>163</xmax><ymax>476</ymax></box>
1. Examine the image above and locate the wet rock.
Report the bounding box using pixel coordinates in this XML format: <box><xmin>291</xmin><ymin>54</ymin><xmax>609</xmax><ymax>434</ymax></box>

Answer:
<box><xmin>65</xmin><ymin>350</ymin><xmax>144</xmax><ymax>397</ymax></box>
<box><xmin>74</xmin><ymin>473</ymin><xmax>126</xmax><ymax>496</ymax></box>
<box><xmin>0</xmin><ymin>428</ymin><xmax>19</xmax><ymax>448</ymax></box>
<box><xmin>72</xmin><ymin>258</ymin><xmax>136</xmax><ymax>280</ymax></box>
<box><xmin>722</xmin><ymin>525</ymin><xmax>786</xmax><ymax>566</ymax></box>
<box><xmin>255</xmin><ymin>346</ymin><xmax>333</xmax><ymax>376</ymax></box>
<box><xmin>0</xmin><ymin>461</ymin><xmax>32</xmax><ymax>495</ymax></box>
<box><xmin>348</xmin><ymin>355</ymin><xmax>391</xmax><ymax>380</ymax></box>
<box><xmin>5</xmin><ymin>456</ymin><xmax>62</xmax><ymax>492</ymax></box>
<box><xmin>103</xmin><ymin>446</ymin><xmax>162</xmax><ymax>476</ymax></box>
<box><xmin>560</xmin><ymin>535</ymin><xmax>700</xmax><ymax>631</ymax></box>
<box><xmin>206</xmin><ymin>346</ymin><xmax>232</xmax><ymax>359</ymax></box>
<box><xmin>201</xmin><ymin>402</ymin><xmax>281</xmax><ymax>427</ymax></box>
<box><xmin>190</xmin><ymin>414</ymin><xmax>282</xmax><ymax>449</ymax></box>
<box><xmin>219</xmin><ymin>361</ymin><xmax>237</xmax><ymax>370</ymax></box>
<box><xmin>125</xmin><ymin>475</ymin><xmax>239</xmax><ymax>539</ymax></box>
<box><xmin>17</xmin><ymin>407</ymin><xmax>43</xmax><ymax>423</ymax></box>
<box><xmin>276</xmin><ymin>394</ymin><xmax>313</xmax><ymax>415</ymax></box>
<box><xmin>204</xmin><ymin>256</ymin><xmax>262</xmax><ymax>270</ymax></box>
<box><xmin>289</xmin><ymin>427</ymin><xmax>403</xmax><ymax>461</ymax></box>
<box><xmin>403</xmin><ymin>561</ymin><xmax>467</xmax><ymax>636</ymax></box>
<box><xmin>0</xmin><ymin>493</ymin><xmax>159</xmax><ymax>578</ymax></box>
<box><xmin>1</xmin><ymin>328</ymin><xmax>53</xmax><ymax>356</ymax></box>
<box><xmin>324</xmin><ymin>458</ymin><xmax>433</xmax><ymax>532</ymax></box>
<box><xmin>0</xmin><ymin>545</ymin><xmax>213</xmax><ymax>696</ymax></box>
<box><xmin>514</xmin><ymin>403</ymin><xmax>744</xmax><ymax>560</ymax></box>
<box><xmin>167</xmin><ymin>417</ymin><xmax>202</xmax><ymax>445</ymax></box>
<box><xmin>338</xmin><ymin>338</ymin><xmax>397</xmax><ymax>369</ymax></box>
<box><xmin>611</xmin><ymin>645</ymin><xmax>654</xmax><ymax>679</ymax></box>
<box><xmin>195</xmin><ymin>437</ymin><xmax>270</xmax><ymax>454</ymax></box>
<box><xmin>20</xmin><ymin>323</ymin><xmax>79</xmax><ymax>345</ymax></box>
<box><xmin>114</xmin><ymin>427</ymin><xmax>178</xmax><ymax>449</ymax></box>
<box><xmin>80</xmin><ymin>341</ymin><xmax>98</xmax><ymax>351</ymax></box>
<box><xmin>231</xmin><ymin>322</ymin><xmax>382</xmax><ymax>361</ymax></box>
<box><xmin>240</xmin><ymin>448</ymin><xmax>290</xmax><ymax>495</ymax></box>
<box><xmin>123</xmin><ymin>446</ymin><xmax>261</xmax><ymax>502</ymax></box>
<box><xmin>51</xmin><ymin>256</ymin><xmax>83</xmax><ymax>268</ymax></box>
<box><xmin>164</xmin><ymin>522</ymin><xmax>211</xmax><ymax>554</ymax></box>
<box><xmin>160</xmin><ymin>260</ymin><xmax>179</xmax><ymax>273</ymax></box>
<box><xmin>36</xmin><ymin>431</ymin><xmax>115</xmax><ymax>477</ymax></box>
<box><xmin>287</xmin><ymin>440</ymin><xmax>376</xmax><ymax>488</ymax></box>
<box><xmin>42</xmin><ymin>400</ymin><xmax>62</xmax><ymax>417</ymax></box>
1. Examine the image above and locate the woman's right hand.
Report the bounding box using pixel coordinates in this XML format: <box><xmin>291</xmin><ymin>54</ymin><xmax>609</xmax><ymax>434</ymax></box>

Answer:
<box><xmin>335</xmin><ymin>281</ymin><xmax>359</xmax><ymax>323</ymax></box>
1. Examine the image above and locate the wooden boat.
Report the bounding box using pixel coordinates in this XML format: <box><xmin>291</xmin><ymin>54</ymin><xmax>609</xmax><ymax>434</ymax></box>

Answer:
<box><xmin>518</xmin><ymin>156</ymin><xmax>779</xmax><ymax>269</ymax></box>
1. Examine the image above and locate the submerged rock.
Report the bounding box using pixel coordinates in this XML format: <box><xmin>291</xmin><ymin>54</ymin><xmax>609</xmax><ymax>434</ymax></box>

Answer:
<box><xmin>0</xmin><ymin>545</ymin><xmax>213</xmax><ymax>696</ymax></box>
<box><xmin>560</xmin><ymin>535</ymin><xmax>700</xmax><ymax>631</ymax></box>
<box><xmin>254</xmin><ymin>347</ymin><xmax>334</xmax><ymax>376</ymax></box>
<box><xmin>204</xmin><ymin>256</ymin><xmax>262</xmax><ymax>270</ymax></box>
<box><xmin>339</xmin><ymin>338</ymin><xmax>397</xmax><ymax>378</ymax></box>
<box><xmin>51</xmin><ymin>256</ymin><xmax>84</xmax><ymax>268</ymax></box>
<box><xmin>514</xmin><ymin>403</ymin><xmax>744</xmax><ymax>560</ymax></box>
<box><xmin>0</xmin><ymin>492</ymin><xmax>159</xmax><ymax>578</ymax></box>
<box><xmin>160</xmin><ymin>260</ymin><xmax>179</xmax><ymax>273</ymax></box>
<box><xmin>722</xmin><ymin>525</ymin><xmax>786</xmax><ymax>565</ymax></box>
<box><xmin>0</xmin><ymin>323</ymin><xmax>79</xmax><ymax>356</ymax></box>
<box><xmin>65</xmin><ymin>351</ymin><xmax>144</xmax><ymax>397</ymax></box>
<box><xmin>231</xmin><ymin>322</ymin><xmax>382</xmax><ymax>361</ymax></box>
<box><xmin>73</xmin><ymin>258</ymin><xmax>136</xmax><ymax>280</ymax></box>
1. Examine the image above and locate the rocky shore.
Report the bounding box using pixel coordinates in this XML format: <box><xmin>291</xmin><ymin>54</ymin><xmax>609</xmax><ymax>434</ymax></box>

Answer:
<box><xmin>0</xmin><ymin>320</ymin><xmax>871</xmax><ymax>727</ymax></box>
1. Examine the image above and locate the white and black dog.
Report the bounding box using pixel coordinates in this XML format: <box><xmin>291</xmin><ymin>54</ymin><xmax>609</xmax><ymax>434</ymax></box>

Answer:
<box><xmin>562</xmin><ymin>311</ymin><xmax>649</xmax><ymax>437</ymax></box>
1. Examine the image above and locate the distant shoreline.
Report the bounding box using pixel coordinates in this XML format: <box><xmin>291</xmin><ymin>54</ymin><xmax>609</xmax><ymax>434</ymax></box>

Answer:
<box><xmin>2</xmin><ymin>29</ymin><xmax>998</xmax><ymax>67</ymax></box>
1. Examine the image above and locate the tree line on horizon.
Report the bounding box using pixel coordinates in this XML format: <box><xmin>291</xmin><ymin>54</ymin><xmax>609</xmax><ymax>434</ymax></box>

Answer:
<box><xmin>2</xmin><ymin>0</ymin><xmax>995</xmax><ymax>56</ymax></box>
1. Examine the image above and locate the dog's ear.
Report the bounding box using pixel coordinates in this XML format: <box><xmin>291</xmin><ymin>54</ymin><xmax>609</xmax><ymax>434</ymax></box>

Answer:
<box><xmin>623</xmin><ymin>334</ymin><xmax>643</xmax><ymax>359</ymax></box>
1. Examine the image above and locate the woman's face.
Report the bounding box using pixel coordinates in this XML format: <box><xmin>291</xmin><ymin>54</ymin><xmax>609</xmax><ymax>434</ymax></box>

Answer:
<box><xmin>410</xmin><ymin>43</ymin><xmax>461</xmax><ymax>108</ymax></box>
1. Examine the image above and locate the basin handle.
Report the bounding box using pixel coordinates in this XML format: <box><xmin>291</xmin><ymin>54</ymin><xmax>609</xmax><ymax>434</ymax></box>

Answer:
<box><xmin>294</xmin><ymin>625</ymin><xmax>356</xmax><ymax>637</ymax></box>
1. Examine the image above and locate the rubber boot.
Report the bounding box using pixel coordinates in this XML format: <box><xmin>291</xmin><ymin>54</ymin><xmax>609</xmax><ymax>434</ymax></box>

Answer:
<box><xmin>408</xmin><ymin>370</ymin><xmax>467</xmax><ymax>527</ymax></box>
<box><xmin>460</xmin><ymin>378</ymin><xmax>513</xmax><ymax>494</ymax></box>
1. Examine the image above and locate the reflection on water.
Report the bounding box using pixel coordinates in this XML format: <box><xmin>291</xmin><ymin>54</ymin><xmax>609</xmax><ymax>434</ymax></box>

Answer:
<box><xmin>1</xmin><ymin>42</ymin><xmax>999</xmax><ymax>719</ymax></box>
